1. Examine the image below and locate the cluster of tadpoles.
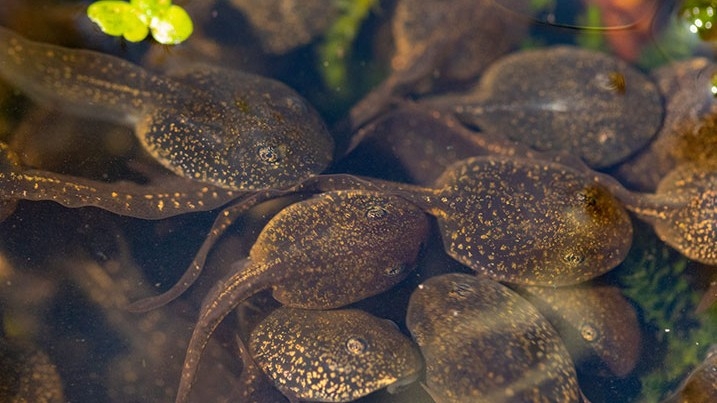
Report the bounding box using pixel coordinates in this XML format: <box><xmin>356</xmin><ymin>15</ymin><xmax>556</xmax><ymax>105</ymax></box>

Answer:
<box><xmin>0</xmin><ymin>9</ymin><xmax>716</xmax><ymax>402</ymax></box>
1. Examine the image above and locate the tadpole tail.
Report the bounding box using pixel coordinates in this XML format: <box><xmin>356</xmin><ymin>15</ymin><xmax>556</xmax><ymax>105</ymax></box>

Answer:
<box><xmin>591</xmin><ymin>171</ymin><xmax>685</xmax><ymax>225</ymax></box>
<box><xmin>0</xmin><ymin>142</ymin><xmax>236</xmax><ymax>220</ymax></box>
<box><xmin>345</xmin><ymin>45</ymin><xmax>444</xmax><ymax>154</ymax></box>
<box><xmin>127</xmin><ymin>171</ymin><xmax>420</xmax><ymax>314</ymax></box>
<box><xmin>127</xmin><ymin>174</ymin><xmax>385</xmax><ymax>313</ymax></box>
<box><xmin>0</xmin><ymin>25</ymin><xmax>167</xmax><ymax>125</ymax></box>
<box><xmin>126</xmin><ymin>190</ymin><xmax>285</xmax><ymax>313</ymax></box>
<box><xmin>175</xmin><ymin>260</ymin><xmax>270</xmax><ymax>403</ymax></box>
<box><xmin>544</xmin><ymin>152</ymin><xmax>683</xmax><ymax>226</ymax></box>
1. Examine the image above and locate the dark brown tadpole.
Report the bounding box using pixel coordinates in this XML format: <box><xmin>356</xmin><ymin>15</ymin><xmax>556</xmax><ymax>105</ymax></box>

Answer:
<box><xmin>432</xmin><ymin>157</ymin><xmax>633</xmax><ymax>285</ymax></box>
<box><xmin>347</xmin><ymin>0</ymin><xmax>526</xmax><ymax>138</ymax></box>
<box><xmin>604</xmin><ymin>161</ymin><xmax>717</xmax><ymax>265</ymax></box>
<box><xmin>423</xmin><ymin>46</ymin><xmax>663</xmax><ymax>169</ymax></box>
<box><xmin>616</xmin><ymin>57</ymin><xmax>717</xmax><ymax>191</ymax></box>
<box><xmin>174</xmin><ymin>190</ymin><xmax>429</xmax><ymax>403</ymax></box>
<box><xmin>0</xmin><ymin>26</ymin><xmax>334</xmax><ymax>191</ymax></box>
<box><xmin>362</xmin><ymin>102</ymin><xmax>714</xmax><ymax>282</ymax></box>
<box><xmin>519</xmin><ymin>284</ymin><xmax>642</xmax><ymax>378</ymax></box>
<box><xmin>133</xmin><ymin>151</ymin><xmax>634</xmax><ymax>317</ymax></box>
<box><xmin>406</xmin><ymin>273</ymin><xmax>581</xmax><ymax>403</ymax></box>
<box><xmin>228</xmin><ymin>0</ymin><xmax>341</xmax><ymax>54</ymax></box>
<box><xmin>168</xmin><ymin>152</ymin><xmax>633</xmax><ymax>291</ymax></box>
<box><xmin>382</xmin><ymin>155</ymin><xmax>633</xmax><ymax>286</ymax></box>
<box><xmin>0</xmin><ymin>142</ymin><xmax>240</xmax><ymax>220</ymax></box>
<box><xmin>355</xmin><ymin>103</ymin><xmax>535</xmax><ymax>185</ymax></box>
<box><xmin>248</xmin><ymin>307</ymin><xmax>423</xmax><ymax>402</ymax></box>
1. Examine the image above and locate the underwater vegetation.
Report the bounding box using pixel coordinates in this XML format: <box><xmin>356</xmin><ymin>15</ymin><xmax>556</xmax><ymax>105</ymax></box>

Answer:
<box><xmin>317</xmin><ymin>0</ymin><xmax>379</xmax><ymax>96</ymax></box>
<box><xmin>1</xmin><ymin>0</ymin><xmax>717</xmax><ymax>402</ymax></box>
<box><xmin>618</xmin><ymin>228</ymin><xmax>717</xmax><ymax>402</ymax></box>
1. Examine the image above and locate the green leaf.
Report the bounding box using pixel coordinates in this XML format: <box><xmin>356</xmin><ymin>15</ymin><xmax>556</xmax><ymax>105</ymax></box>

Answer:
<box><xmin>149</xmin><ymin>5</ymin><xmax>194</xmax><ymax>45</ymax></box>
<box><xmin>131</xmin><ymin>0</ymin><xmax>172</xmax><ymax>25</ymax></box>
<box><xmin>87</xmin><ymin>0</ymin><xmax>193</xmax><ymax>44</ymax></box>
<box><xmin>87</xmin><ymin>1</ymin><xmax>149</xmax><ymax>42</ymax></box>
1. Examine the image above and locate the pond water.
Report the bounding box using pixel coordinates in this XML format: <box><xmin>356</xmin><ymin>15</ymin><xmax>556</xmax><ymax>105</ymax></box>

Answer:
<box><xmin>0</xmin><ymin>1</ymin><xmax>716</xmax><ymax>402</ymax></box>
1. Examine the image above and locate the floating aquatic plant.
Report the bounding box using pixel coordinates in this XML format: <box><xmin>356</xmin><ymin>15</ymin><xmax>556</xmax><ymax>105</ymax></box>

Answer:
<box><xmin>618</xmin><ymin>230</ymin><xmax>717</xmax><ymax>402</ymax></box>
<box><xmin>87</xmin><ymin>0</ymin><xmax>193</xmax><ymax>45</ymax></box>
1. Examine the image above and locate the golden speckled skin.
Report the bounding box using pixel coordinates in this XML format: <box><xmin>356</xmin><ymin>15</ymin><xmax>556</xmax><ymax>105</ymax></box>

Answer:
<box><xmin>0</xmin><ymin>26</ymin><xmax>333</xmax><ymax>191</ymax></box>
<box><xmin>249</xmin><ymin>308</ymin><xmax>423</xmax><ymax>402</ymax></box>
<box><xmin>407</xmin><ymin>273</ymin><xmax>581</xmax><ymax>403</ymax></box>
<box><xmin>650</xmin><ymin>162</ymin><xmax>717</xmax><ymax>265</ymax></box>
<box><xmin>426</xmin><ymin>156</ymin><xmax>632</xmax><ymax>286</ymax></box>
<box><xmin>176</xmin><ymin>190</ymin><xmax>429</xmax><ymax>403</ymax></box>
<box><xmin>0</xmin><ymin>142</ymin><xmax>239</xmax><ymax>219</ymax></box>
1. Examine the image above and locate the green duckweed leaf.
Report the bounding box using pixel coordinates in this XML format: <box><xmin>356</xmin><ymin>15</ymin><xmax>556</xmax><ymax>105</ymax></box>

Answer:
<box><xmin>87</xmin><ymin>0</ymin><xmax>192</xmax><ymax>45</ymax></box>
<box><xmin>149</xmin><ymin>5</ymin><xmax>193</xmax><ymax>45</ymax></box>
<box><xmin>88</xmin><ymin>1</ymin><xmax>148</xmax><ymax>42</ymax></box>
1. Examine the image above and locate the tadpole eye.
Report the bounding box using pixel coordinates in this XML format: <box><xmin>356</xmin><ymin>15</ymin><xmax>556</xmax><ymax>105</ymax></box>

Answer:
<box><xmin>365</xmin><ymin>205</ymin><xmax>389</xmax><ymax>219</ymax></box>
<box><xmin>576</xmin><ymin>189</ymin><xmax>598</xmax><ymax>207</ymax></box>
<box><xmin>258</xmin><ymin>144</ymin><xmax>282</xmax><ymax>164</ymax></box>
<box><xmin>608</xmin><ymin>71</ymin><xmax>626</xmax><ymax>94</ymax></box>
<box><xmin>580</xmin><ymin>323</ymin><xmax>598</xmax><ymax>342</ymax></box>
<box><xmin>597</xmin><ymin>71</ymin><xmax>626</xmax><ymax>94</ymax></box>
<box><xmin>448</xmin><ymin>282</ymin><xmax>474</xmax><ymax>299</ymax></box>
<box><xmin>563</xmin><ymin>251</ymin><xmax>585</xmax><ymax>265</ymax></box>
<box><xmin>345</xmin><ymin>337</ymin><xmax>368</xmax><ymax>355</ymax></box>
<box><xmin>384</xmin><ymin>264</ymin><xmax>406</xmax><ymax>277</ymax></box>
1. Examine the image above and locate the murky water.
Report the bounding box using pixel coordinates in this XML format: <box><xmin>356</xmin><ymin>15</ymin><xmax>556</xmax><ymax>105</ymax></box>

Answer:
<box><xmin>1</xmin><ymin>1</ymin><xmax>716</xmax><ymax>402</ymax></box>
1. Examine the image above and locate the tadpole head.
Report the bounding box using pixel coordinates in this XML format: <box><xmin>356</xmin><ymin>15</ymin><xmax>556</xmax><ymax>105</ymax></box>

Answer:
<box><xmin>249</xmin><ymin>308</ymin><xmax>424</xmax><ymax>402</ymax></box>
<box><xmin>140</xmin><ymin>72</ymin><xmax>334</xmax><ymax>191</ymax></box>
<box><xmin>260</xmin><ymin>190</ymin><xmax>431</xmax><ymax>308</ymax></box>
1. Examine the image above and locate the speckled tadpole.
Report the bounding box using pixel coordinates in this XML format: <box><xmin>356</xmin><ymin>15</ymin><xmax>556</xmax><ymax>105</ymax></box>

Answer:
<box><xmin>424</xmin><ymin>46</ymin><xmax>663</xmax><ymax>168</ymax></box>
<box><xmin>0</xmin><ymin>26</ymin><xmax>333</xmax><ymax>191</ymax></box>
<box><xmin>406</xmin><ymin>273</ymin><xmax>581</xmax><ymax>402</ymax></box>
<box><xmin>141</xmin><ymin>152</ymin><xmax>632</xmax><ymax>311</ymax></box>
<box><xmin>609</xmin><ymin>162</ymin><xmax>717</xmax><ymax>265</ymax></box>
<box><xmin>519</xmin><ymin>284</ymin><xmax>642</xmax><ymax>377</ymax></box>
<box><xmin>248</xmin><ymin>307</ymin><xmax>423</xmax><ymax>402</ymax></box>
<box><xmin>616</xmin><ymin>57</ymin><xmax>717</xmax><ymax>191</ymax></box>
<box><xmin>175</xmin><ymin>190</ymin><xmax>429</xmax><ymax>403</ymax></box>
<box><xmin>384</xmin><ymin>155</ymin><xmax>633</xmax><ymax>286</ymax></box>
<box><xmin>347</xmin><ymin>0</ymin><xmax>526</xmax><ymax>136</ymax></box>
<box><xmin>0</xmin><ymin>142</ymin><xmax>239</xmax><ymax>220</ymax></box>
<box><xmin>361</xmin><ymin>104</ymin><xmax>716</xmax><ymax>269</ymax></box>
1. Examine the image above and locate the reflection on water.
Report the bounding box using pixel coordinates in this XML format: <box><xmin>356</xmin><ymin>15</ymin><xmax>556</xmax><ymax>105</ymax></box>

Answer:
<box><xmin>1</xmin><ymin>1</ymin><xmax>717</xmax><ymax>402</ymax></box>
